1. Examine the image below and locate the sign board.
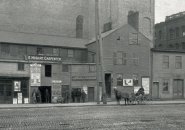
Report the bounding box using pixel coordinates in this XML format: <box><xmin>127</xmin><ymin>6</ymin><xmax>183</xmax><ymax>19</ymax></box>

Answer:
<box><xmin>30</xmin><ymin>64</ymin><xmax>41</xmax><ymax>86</ymax></box>
<box><xmin>27</xmin><ymin>55</ymin><xmax>62</xmax><ymax>62</ymax></box>
<box><xmin>52</xmin><ymin>82</ymin><xmax>62</xmax><ymax>97</ymax></box>
<box><xmin>14</xmin><ymin>81</ymin><xmax>21</xmax><ymax>91</ymax></box>
<box><xmin>13</xmin><ymin>98</ymin><xmax>17</xmax><ymax>104</ymax></box>
<box><xmin>17</xmin><ymin>93</ymin><xmax>22</xmax><ymax>104</ymax></box>
<box><xmin>24</xmin><ymin>98</ymin><xmax>29</xmax><ymax>104</ymax></box>
<box><xmin>123</xmin><ymin>79</ymin><xmax>133</xmax><ymax>86</ymax></box>
<box><xmin>142</xmin><ymin>77</ymin><xmax>150</xmax><ymax>94</ymax></box>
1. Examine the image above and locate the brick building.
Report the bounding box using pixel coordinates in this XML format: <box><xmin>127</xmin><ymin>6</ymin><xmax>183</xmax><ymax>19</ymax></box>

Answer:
<box><xmin>152</xmin><ymin>49</ymin><xmax>185</xmax><ymax>99</ymax></box>
<box><xmin>0</xmin><ymin>0</ymin><xmax>154</xmax><ymax>104</ymax></box>
<box><xmin>155</xmin><ymin>11</ymin><xmax>185</xmax><ymax>50</ymax></box>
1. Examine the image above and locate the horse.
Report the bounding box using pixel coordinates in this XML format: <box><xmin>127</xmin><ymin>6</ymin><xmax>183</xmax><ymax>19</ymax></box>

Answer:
<box><xmin>114</xmin><ymin>88</ymin><xmax>129</xmax><ymax>105</ymax></box>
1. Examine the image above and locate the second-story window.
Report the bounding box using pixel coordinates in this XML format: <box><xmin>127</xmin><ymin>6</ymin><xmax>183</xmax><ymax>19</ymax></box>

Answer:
<box><xmin>175</xmin><ymin>56</ymin><xmax>182</xmax><ymax>69</ymax></box>
<box><xmin>67</xmin><ymin>49</ymin><xmax>74</xmax><ymax>58</ymax></box>
<box><xmin>175</xmin><ymin>27</ymin><xmax>179</xmax><ymax>38</ymax></box>
<box><xmin>45</xmin><ymin>65</ymin><xmax>52</xmax><ymax>77</ymax></box>
<box><xmin>169</xmin><ymin>29</ymin><xmax>174</xmax><ymax>39</ymax></box>
<box><xmin>159</xmin><ymin>30</ymin><xmax>162</xmax><ymax>39</ymax></box>
<box><xmin>18</xmin><ymin>63</ymin><xmax>25</xmax><ymax>71</ymax></box>
<box><xmin>53</xmin><ymin>48</ymin><xmax>59</xmax><ymax>56</ymax></box>
<box><xmin>37</xmin><ymin>47</ymin><xmax>43</xmax><ymax>55</ymax></box>
<box><xmin>163</xmin><ymin>55</ymin><xmax>169</xmax><ymax>69</ymax></box>
<box><xmin>1</xmin><ymin>44</ymin><xmax>10</xmax><ymax>55</ymax></box>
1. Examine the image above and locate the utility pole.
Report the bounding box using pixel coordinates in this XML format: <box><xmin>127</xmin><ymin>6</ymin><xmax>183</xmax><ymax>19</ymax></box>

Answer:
<box><xmin>95</xmin><ymin>0</ymin><xmax>107</xmax><ymax>104</ymax></box>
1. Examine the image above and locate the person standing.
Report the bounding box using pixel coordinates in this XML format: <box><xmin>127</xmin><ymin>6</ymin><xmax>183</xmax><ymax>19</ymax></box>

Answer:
<box><xmin>81</xmin><ymin>90</ymin><xmax>86</xmax><ymax>103</ymax></box>
<box><xmin>32</xmin><ymin>89</ymin><xmax>37</xmax><ymax>104</ymax></box>
<box><xmin>45</xmin><ymin>89</ymin><xmax>50</xmax><ymax>103</ymax></box>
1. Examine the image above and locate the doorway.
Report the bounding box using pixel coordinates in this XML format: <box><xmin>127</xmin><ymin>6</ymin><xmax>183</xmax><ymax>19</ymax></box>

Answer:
<box><xmin>152</xmin><ymin>82</ymin><xmax>159</xmax><ymax>99</ymax></box>
<box><xmin>0</xmin><ymin>80</ymin><xmax>12</xmax><ymax>104</ymax></box>
<box><xmin>39</xmin><ymin>86</ymin><xmax>51</xmax><ymax>103</ymax></box>
<box><xmin>173</xmin><ymin>79</ymin><xmax>184</xmax><ymax>99</ymax></box>
<box><xmin>105</xmin><ymin>73</ymin><xmax>111</xmax><ymax>98</ymax></box>
<box><xmin>88</xmin><ymin>87</ymin><xmax>94</xmax><ymax>102</ymax></box>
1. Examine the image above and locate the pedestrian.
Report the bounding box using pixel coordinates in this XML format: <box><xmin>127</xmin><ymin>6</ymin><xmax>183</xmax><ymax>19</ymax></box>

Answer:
<box><xmin>45</xmin><ymin>89</ymin><xmax>50</xmax><ymax>103</ymax></box>
<box><xmin>71</xmin><ymin>90</ymin><xmax>75</xmax><ymax>103</ymax></box>
<box><xmin>76</xmin><ymin>89</ymin><xmax>81</xmax><ymax>103</ymax></box>
<box><xmin>32</xmin><ymin>89</ymin><xmax>37</xmax><ymax>104</ymax></box>
<box><xmin>36</xmin><ymin>89</ymin><xmax>41</xmax><ymax>103</ymax></box>
<box><xmin>81</xmin><ymin>90</ymin><xmax>86</xmax><ymax>103</ymax></box>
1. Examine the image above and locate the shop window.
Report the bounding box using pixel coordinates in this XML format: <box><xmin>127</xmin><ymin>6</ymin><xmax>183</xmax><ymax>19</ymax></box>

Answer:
<box><xmin>53</xmin><ymin>48</ymin><xmax>59</xmax><ymax>56</ymax></box>
<box><xmin>37</xmin><ymin>47</ymin><xmax>43</xmax><ymax>55</ymax></box>
<box><xmin>1</xmin><ymin>44</ymin><xmax>10</xmax><ymax>55</ymax></box>
<box><xmin>133</xmin><ymin>74</ymin><xmax>139</xmax><ymax>86</ymax></box>
<box><xmin>129</xmin><ymin>33</ymin><xmax>138</xmax><ymax>45</ymax></box>
<box><xmin>45</xmin><ymin>65</ymin><xmax>52</xmax><ymax>77</ymax></box>
<box><xmin>162</xmin><ymin>55</ymin><xmax>169</xmax><ymax>69</ymax></box>
<box><xmin>18</xmin><ymin>63</ymin><xmax>25</xmax><ymax>71</ymax></box>
<box><xmin>62</xmin><ymin>64</ymin><xmax>69</xmax><ymax>72</ymax></box>
<box><xmin>116</xmin><ymin>74</ymin><xmax>123</xmax><ymax>86</ymax></box>
<box><xmin>162</xmin><ymin>79</ymin><xmax>169</xmax><ymax>92</ymax></box>
<box><xmin>175</xmin><ymin>56</ymin><xmax>182</xmax><ymax>69</ymax></box>
<box><xmin>67</xmin><ymin>49</ymin><xmax>74</xmax><ymax>58</ymax></box>
<box><xmin>89</xmin><ymin>65</ymin><xmax>96</xmax><ymax>72</ymax></box>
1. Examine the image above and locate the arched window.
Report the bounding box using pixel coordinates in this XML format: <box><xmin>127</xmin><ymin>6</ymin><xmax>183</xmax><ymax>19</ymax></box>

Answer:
<box><xmin>76</xmin><ymin>15</ymin><xmax>83</xmax><ymax>38</ymax></box>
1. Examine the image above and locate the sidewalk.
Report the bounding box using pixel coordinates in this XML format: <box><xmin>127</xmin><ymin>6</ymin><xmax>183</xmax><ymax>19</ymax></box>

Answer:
<box><xmin>0</xmin><ymin>100</ymin><xmax>185</xmax><ymax>109</ymax></box>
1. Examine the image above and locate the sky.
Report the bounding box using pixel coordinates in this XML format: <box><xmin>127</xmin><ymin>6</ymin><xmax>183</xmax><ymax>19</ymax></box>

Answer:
<box><xmin>155</xmin><ymin>0</ymin><xmax>185</xmax><ymax>23</ymax></box>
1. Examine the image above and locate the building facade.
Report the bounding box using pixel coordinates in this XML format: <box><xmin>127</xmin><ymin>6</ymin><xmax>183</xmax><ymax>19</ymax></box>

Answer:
<box><xmin>155</xmin><ymin>11</ymin><xmax>185</xmax><ymax>50</ymax></box>
<box><xmin>0</xmin><ymin>0</ymin><xmax>154</xmax><ymax>104</ymax></box>
<box><xmin>152</xmin><ymin>49</ymin><xmax>185</xmax><ymax>99</ymax></box>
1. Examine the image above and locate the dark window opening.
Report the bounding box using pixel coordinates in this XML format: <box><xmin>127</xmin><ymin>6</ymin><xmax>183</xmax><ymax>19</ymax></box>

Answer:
<box><xmin>45</xmin><ymin>65</ymin><xmax>52</xmax><ymax>77</ymax></box>
<box><xmin>18</xmin><ymin>63</ymin><xmax>24</xmax><ymax>71</ymax></box>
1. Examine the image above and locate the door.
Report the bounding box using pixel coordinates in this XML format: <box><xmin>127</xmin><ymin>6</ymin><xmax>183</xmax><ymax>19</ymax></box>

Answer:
<box><xmin>152</xmin><ymin>82</ymin><xmax>159</xmax><ymax>99</ymax></box>
<box><xmin>0</xmin><ymin>80</ymin><xmax>13</xmax><ymax>104</ymax></box>
<box><xmin>105</xmin><ymin>73</ymin><xmax>111</xmax><ymax>98</ymax></box>
<box><xmin>173</xmin><ymin>79</ymin><xmax>184</xmax><ymax>99</ymax></box>
<box><xmin>88</xmin><ymin>87</ymin><xmax>94</xmax><ymax>102</ymax></box>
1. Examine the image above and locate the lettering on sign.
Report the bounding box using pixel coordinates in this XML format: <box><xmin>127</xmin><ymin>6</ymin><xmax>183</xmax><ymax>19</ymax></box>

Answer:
<box><xmin>72</xmin><ymin>76</ymin><xmax>96</xmax><ymax>81</ymax></box>
<box><xmin>27</xmin><ymin>55</ymin><xmax>62</xmax><ymax>62</ymax></box>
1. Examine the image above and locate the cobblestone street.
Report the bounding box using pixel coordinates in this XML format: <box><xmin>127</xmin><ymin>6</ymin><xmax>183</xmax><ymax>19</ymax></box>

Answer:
<box><xmin>0</xmin><ymin>104</ymin><xmax>185</xmax><ymax>130</ymax></box>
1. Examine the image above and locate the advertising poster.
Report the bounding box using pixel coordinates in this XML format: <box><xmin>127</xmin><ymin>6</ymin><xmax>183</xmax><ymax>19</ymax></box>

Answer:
<box><xmin>52</xmin><ymin>80</ymin><xmax>62</xmax><ymax>98</ymax></box>
<box><xmin>123</xmin><ymin>79</ymin><xmax>133</xmax><ymax>86</ymax></box>
<box><xmin>30</xmin><ymin>64</ymin><xmax>41</xmax><ymax>86</ymax></box>
<box><xmin>14</xmin><ymin>81</ymin><xmax>21</xmax><ymax>91</ymax></box>
<box><xmin>142</xmin><ymin>77</ymin><xmax>150</xmax><ymax>94</ymax></box>
<box><xmin>17</xmin><ymin>93</ymin><xmax>22</xmax><ymax>104</ymax></box>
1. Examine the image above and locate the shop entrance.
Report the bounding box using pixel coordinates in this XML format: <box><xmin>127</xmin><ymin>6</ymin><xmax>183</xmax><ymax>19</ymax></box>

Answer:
<box><xmin>152</xmin><ymin>82</ymin><xmax>159</xmax><ymax>99</ymax></box>
<box><xmin>0</xmin><ymin>80</ymin><xmax>12</xmax><ymax>104</ymax></box>
<box><xmin>88</xmin><ymin>87</ymin><xmax>94</xmax><ymax>102</ymax></box>
<box><xmin>39</xmin><ymin>86</ymin><xmax>51</xmax><ymax>103</ymax></box>
<box><xmin>173</xmin><ymin>79</ymin><xmax>184</xmax><ymax>99</ymax></box>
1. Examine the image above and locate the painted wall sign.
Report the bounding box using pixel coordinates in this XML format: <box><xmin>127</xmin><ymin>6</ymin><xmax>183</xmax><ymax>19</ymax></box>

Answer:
<box><xmin>27</xmin><ymin>55</ymin><xmax>62</xmax><ymax>62</ymax></box>
<box><xmin>30</xmin><ymin>64</ymin><xmax>41</xmax><ymax>86</ymax></box>
<box><xmin>123</xmin><ymin>79</ymin><xmax>133</xmax><ymax>86</ymax></box>
<box><xmin>142</xmin><ymin>77</ymin><xmax>150</xmax><ymax>94</ymax></box>
<box><xmin>72</xmin><ymin>76</ymin><xmax>96</xmax><ymax>81</ymax></box>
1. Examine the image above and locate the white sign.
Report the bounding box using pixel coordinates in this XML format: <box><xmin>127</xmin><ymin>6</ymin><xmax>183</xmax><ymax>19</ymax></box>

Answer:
<box><xmin>142</xmin><ymin>77</ymin><xmax>150</xmax><ymax>94</ymax></box>
<box><xmin>14</xmin><ymin>81</ymin><xmax>21</xmax><ymax>91</ymax></box>
<box><xmin>24</xmin><ymin>98</ymin><xmax>29</xmax><ymax>104</ymax></box>
<box><xmin>17</xmin><ymin>93</ymin><xmax>22</xmax><ymax>104</ymax></box>
<box><xmin>123</xmin><ymin>79</ymin><xmax>133</xmax><ymax>86</ymax></box>
<box><xmin>52</xmin><ymin>80</ymin><xmax>62</xmax><ymax>84</ymax></box>
<box><xmin>83</xmin><ymin>85</ymin><xmax>88</xmax><ymax>94</ymax></box>
<box><xmin>13</xmin><ymin>98</ymin><xmax>17</xmax><ymax>104</ymax></box>
<box><xmin>30</xmin><ymin>64</ymin><xmax>41</xmax><ymax>86</ymax></box>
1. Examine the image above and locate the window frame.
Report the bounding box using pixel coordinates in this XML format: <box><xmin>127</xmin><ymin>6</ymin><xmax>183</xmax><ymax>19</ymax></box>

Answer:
<box><xmin>18</xmin><ymin>63</ymin><xmax>25</xmax><ymax>71</ymax></box>
<box><xmin>175</xmin><ymin>56</ymin><xmax>182</xmax><ymax>69</ymax></box>
<box><xmin>162</xmin><ymin>55</ymin><xmax>169</xmax><ymax>69</ymax></box>
<box><xmin>45</xmin><ymin>64</ymin><xmax>52</xmax><ymax>77</ymax></box>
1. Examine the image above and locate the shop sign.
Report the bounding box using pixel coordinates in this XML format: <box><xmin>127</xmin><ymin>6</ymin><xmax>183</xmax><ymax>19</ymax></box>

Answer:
<box><xmin>14</xmin><ymin>81</ymin><xmax>21</xmax><ymax>91</ymax></box>
<box><xmin>123</xmin><ymin>79</ymin><xmax>133</xmax><ymax>86</ymax></box>
<box><xmin>72</xmin><ymin>76</ymin><xmax>96</xmax><ymax>81</ymax></box>
<box><xmin>30</xmin><ymin>64</ymin><xmax>41</xmax><ymax>86</ymax></box>
<box><xmin>142</xmin><ymin>77</ymin><xmax>150</xmax><ymax>94</ymax></box>
<box><xmin>52</xmin><ymin>82</ymin><xmax>62</xmax><ymax>97</ymax></box>
<box><xmin>27</xmin><ymin>55</ymin><xmax>62</xmax><ymax>62</ymax></box>
<box><xmin>17</xmin><ymin>93</ymin><xmax>22</xmax><ymax>104</ymax></box>
<box><xmin>52</xmin><ymin>80</ymin><xmax>62</xmax><ymax>84</ymax></box>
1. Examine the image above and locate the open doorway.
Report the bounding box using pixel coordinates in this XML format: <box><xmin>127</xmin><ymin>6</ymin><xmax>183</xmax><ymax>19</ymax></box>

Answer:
<box><xmin>105</xmin><ymin>73</ymin><xmax>111</xmax><ymax>98</ymax></box>
<box><xmin>39</xmin><ymin>86</ymin><xmax>51</xmax><ymax>103</ymax></box>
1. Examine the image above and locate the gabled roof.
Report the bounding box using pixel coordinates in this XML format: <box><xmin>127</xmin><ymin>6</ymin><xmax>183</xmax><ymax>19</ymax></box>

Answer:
<box><xmin>0</xmin><ymin>31</ymin><xmax>88</xmax><ymax>49</ymax></box>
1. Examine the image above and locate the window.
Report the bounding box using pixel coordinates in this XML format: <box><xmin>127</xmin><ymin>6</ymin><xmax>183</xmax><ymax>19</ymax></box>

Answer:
<box><xmin>45</xmin><ymin>65</ymin><xmax>52</xmax><ymax>77</ymax></box>
<box><xmin>116</xmin><ymin>74</ymin><xmax>123</xmax><ymax>86</ymax></box>
<box><xmin>175</xmin><ymin>43</ymin><xmax>179</xmax><ymax>49</ymax></box>
<box><xmin>175</xmin><ymin>27</ymin><xmax>179</xmax><ymax>37</ymax></box>
<box><xmin>103</xmin><ymin>22</ymin><xmax>112</xmax><ymax>32</ymax></box>
<box><xmin>182</xmin><ymin>42</ymin><xmax>185</xmax><ymax>49</ymax></box>
<box><xmin>1</xmin><ymin>44</ymin><xmax>10</xmax><ymax>55</ymax></box>
<box><xmin>163</xmin><ymin>55</ymin><xmax>169</xmax><ymax>69</ymax></box>
<box><xmin>182</xmin><ymin>26</ymin><xmax>185</xmax><ymax>36</ymax></box>
<box><xmin>89</xmin><ymin>65</ymin><xmax>96</xmax><ymax>72</ymax></box>
<box><xmin>37</xmin><ymin>47</ymin><xmax>43</xmax><ymax>55</ymax></box>
<box><xmin>62</xmin><ymin>64</ymin><xmax>69</xmax><ymax>72</ymax></box>
<box><xmin>18</xmin><ymin>63</ymin><xmax>24</xmax><ymax>71</ymax></box>
<box><xmin>133</xmin><ymin>53</ymin><xmax>139</xmax><ymax>66</ymax></box>
<box><xmin>53</xmin><ymin>48</ymin><xmax>59</xmax><ymax>56</ymax></box>
<box><xmin>169</xmin><ymin>29</ymin><xmax>174</xmax><ymax>39</ymax></box>
<box><xmin>129</xmin><ymin>33</ymin><xmax>138</xmax><ymax>45</ymax></box>
<box><xmin>115</xmin><ymin>52</ymin><xmax>126</xmax><ymax>65</ymax></box>
<box><xmin>159</xmin><ymin>30</ymin><xmax>162</xmax><ymax>39</ymax></box>
<box><xmin>133</xmin><ymin>74</ymin><xmax>139</xmax><ymax>86</ymax></box>
<box><xmin>67</xmin><ymin>49</ymin><xmax>74</xmax><ymax>58</ymax></box>
<box><xmin>175</xmin><ymin>56</ymin><xmax>182</xmax><ymax>69</ymax></box>
<box><xmin>162</xmin><ymin>79</ymin><xmax>169</xmax><ymax>92</ymax></box>
<box><xmin>76</xmin><ymin>15</ymin><xmax>83</xmax><ymax>38</ymax></box>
